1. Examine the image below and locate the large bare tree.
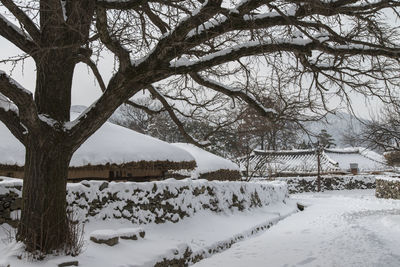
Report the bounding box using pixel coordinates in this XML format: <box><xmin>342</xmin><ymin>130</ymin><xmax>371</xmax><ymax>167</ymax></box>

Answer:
<box><xmin>0</xmin><ymin>0</ymin><xmax>399</xmax><ymax>254</ymax></box>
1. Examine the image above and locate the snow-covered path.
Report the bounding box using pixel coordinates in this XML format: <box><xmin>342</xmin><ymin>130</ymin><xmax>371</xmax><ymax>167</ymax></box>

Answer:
<box><xmin>194</xmin><ymin>190</ymin><xmax>400</xmax><ymax>267</ymax></box>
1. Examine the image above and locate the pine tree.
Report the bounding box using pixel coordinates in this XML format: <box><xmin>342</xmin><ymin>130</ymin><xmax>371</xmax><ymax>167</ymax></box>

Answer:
<box><xmin>317</xmin><ymin>129</ymin><xmax>336</xmax><ymax>148</ymax></box>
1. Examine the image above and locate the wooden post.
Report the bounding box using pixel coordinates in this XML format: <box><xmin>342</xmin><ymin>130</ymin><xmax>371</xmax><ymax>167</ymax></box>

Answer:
<box><xmin>316</xmin><ymin>142</ymin><xmax>321</xmax><ymax>192</ymax></box>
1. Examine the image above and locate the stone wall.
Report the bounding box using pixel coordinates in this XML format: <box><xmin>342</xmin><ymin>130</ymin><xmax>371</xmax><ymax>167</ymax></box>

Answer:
<box><xmin>275</xmin><ymin>174</ymin><xmax>376</xmax><ymax>194</ymax></box>
<box><xmin>376</xmin><ymin>176</ymin><xmax>400</xmax><ymax>199</ymax></box>
<box><xmin>0</xmin><ymin>177</ymin><xmax>288</xmax><ymax>225</ymax></box>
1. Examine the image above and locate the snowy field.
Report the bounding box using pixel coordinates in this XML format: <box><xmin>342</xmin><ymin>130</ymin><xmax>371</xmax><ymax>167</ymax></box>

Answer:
<box><xmin>195</xmin><ymin>189</ymin><xmax>400</xmax><ymax>267</ymax></box>
<box><xmin>0</xmin><ymin>202</ymin><xmax>298</xmax><ymax>267</ymax></box>
<box><xmin>1</xmin><ymin>189</ymin><xmax>400</xmax><ymax>266</ymax></box>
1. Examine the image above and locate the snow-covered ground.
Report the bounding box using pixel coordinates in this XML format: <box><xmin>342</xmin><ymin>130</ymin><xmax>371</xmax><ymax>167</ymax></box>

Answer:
<box><xmin>0</xmin><ymin>201</ymin><xmax>298</xmax><ymax>267</ymax></box>
<box><xmin>195</xmin><ymin>189</ymin><xmax>400</xmax><ymax>267</ymax></box>
<box><xmin>2</xmin><ymin>189</ymin><xmax>400</xmax><ymax>266</ymax></box>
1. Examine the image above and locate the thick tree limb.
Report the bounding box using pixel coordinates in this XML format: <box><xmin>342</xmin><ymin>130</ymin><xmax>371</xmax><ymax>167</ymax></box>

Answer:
<box><xmin>96</xmin><ymin>0</ymin><xmax>185</xmax><ymax>10</ymax></box>
<box><xmin>0</xmin><ymin>103</ymin><xmax>27</xmax><ymax>144</ymax></box>
<box><xmin>96</xmin><ymin>0</ymin><xmax>149</xmax><ymax>10</ymax></box>
<box><xmin>0</xmin><ymin>14</ymin><xmax>36</xmax><ymax>54</ymax></box>
<box><xmin>170</xmin><ymin>39</ymin><xmax>400</xmax><ymax>73</ymax></box>
<box><xmin>0</xmin><ymin>0</ymin><xmax>40</xmax><ymax>42</ymax></box>
<box><xmin>134</xmin><ymin>0</ymin><xmax>224</xmax><ymax>67</ymax></box>
<box><xmin>0</xmin><ymin>72</ymin><xmax>39</xmax><ymax>130</ymax></box>
<box><xmin>77</xmin><ymin>55</ymin><xmax>163</xmax><ymax>116</ymax></box>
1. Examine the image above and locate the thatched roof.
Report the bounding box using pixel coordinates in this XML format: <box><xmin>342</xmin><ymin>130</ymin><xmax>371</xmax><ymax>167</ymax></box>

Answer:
<box><xmin>0</xmin><ymin>110</ymin><xmax>196</xmax><ymax>170</ymax></box>
<box><xmin>172</xmin><ymin>143</ymin><xmax>239</xmax><ymax>178</ymax></box>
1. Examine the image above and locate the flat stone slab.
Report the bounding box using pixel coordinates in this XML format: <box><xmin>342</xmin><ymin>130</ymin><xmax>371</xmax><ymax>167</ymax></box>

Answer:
<box><xmin>58</xmin><ymin>260</ymin><xmax>79</xmax><ymax>267</ymax></box>
<box><xmin>118</xmin><ymin>228</ymin><xmax>145</xmax><ymax>240</ymax></box>
<box><xmin>89</xmin><ymin>229</ymin><xmax>119</xmax><ymax>246</ymax></box>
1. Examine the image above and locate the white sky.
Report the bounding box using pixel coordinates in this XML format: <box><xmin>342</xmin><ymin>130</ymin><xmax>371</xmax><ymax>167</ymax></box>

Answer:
<box><xmin>0</xmin><ymin>35</ymin><xmax>384</xmax><ymax>120</ymax></box>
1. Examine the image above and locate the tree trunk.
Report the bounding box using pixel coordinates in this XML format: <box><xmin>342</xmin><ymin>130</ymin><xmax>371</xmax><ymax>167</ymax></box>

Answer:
<box><xmin>17</xmin><ymin>138</ymin><xmax>72</xmax><ymax>253</ymax></box>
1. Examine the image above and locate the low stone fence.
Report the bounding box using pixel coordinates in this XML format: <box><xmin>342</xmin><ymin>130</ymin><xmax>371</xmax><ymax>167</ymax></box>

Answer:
<box><xmin>275</xmin><ymin>174</ymin><xmax>376</xmax><ymax>194</ymax></box>
<box><xmin>0</xmin><ymin>177</ymin><xmax>288</xmax><ymax>225</ymax></box>
<box><xmin>376</xmin><ymin>176</ymin><xmax>400</xmax><ymax>199</ymax></box>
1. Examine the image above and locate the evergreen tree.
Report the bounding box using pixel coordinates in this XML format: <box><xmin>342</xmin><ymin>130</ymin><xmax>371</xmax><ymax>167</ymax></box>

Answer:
<box><xmin>317</xmin><ymin>129</ymin><xmax>336</xmax><ymax>148</ymax></box>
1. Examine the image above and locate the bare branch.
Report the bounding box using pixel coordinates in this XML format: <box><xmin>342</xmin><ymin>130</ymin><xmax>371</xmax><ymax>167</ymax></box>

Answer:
<box><xmin>146</xmin><ymin>84</ymin><xmax>209</xmax><ymax>147</ymax></box>
<box><xmin>96</xmin><ymin>6</ymin><xmax>130</xmax><ymax>69</ymax></box>
<box><xmin>190</xmin><ymin>72</ymin><xmax>276</xmax><ymax>117</ymax></box>
<box><xmin>76</xmin><ymin>55</ymin><xmax>107</xmax><ymax>92</ymax></box>
<box><xmin>141</xmin><ymin>3</ymin><xmax>170</xmax><ymax>34</ymax></box>
<box><xmin>125</xmin><ymin>100</ymin><xmax>163</xmax><ymax>115</ymax></box>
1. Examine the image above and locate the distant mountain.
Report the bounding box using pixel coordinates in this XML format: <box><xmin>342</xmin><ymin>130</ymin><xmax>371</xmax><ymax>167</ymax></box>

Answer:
<box><xmin>303</xmin><ymin>112</ymin><xmax>366</xmax><ymax>147</ymax></box>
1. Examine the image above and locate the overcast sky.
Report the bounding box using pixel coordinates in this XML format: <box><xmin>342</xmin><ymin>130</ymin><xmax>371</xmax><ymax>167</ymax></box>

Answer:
<box><xmin>1</xmin><ymin>4</ymin><xmax>394</xmax><ymax>122</ymax></box>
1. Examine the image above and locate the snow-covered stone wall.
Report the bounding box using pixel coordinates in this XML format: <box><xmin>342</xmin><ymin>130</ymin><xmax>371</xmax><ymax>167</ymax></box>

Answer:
<box><xmin>276</xmin><ymin>175</ymin><xmax>376</xmax><ymax>194</ymax></box>
<box><xmin>0</xmin><ymin>178</ymin><xmax>288</xmax><ymax>225</ymax></box>
<box><xmin>376</xmin><ymin>176</ymin><xmax>400</xmax><ymax>200</ymax></box>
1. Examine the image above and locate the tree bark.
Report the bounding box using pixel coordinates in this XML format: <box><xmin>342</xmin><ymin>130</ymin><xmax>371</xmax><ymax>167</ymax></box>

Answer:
<box><xmin>17</xmin><ymin>137</ymin><xmax>72</xmax><ymax>253</ymax></box>
<box><xmin>17</xmin><ymin>53</ymin><xmax>76</xmax><ymax>253</ymax></box>
<box><xmin>35</xmin><ymin>53</ymin><xmax>75</xmax><ymax>122</ymax></box>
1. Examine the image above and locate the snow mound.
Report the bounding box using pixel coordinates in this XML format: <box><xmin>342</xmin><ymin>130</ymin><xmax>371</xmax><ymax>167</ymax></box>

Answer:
<box><xmin>172</xmin><ymin>143</ymin><xmax>239</xmax><ymax>178</ymax></box>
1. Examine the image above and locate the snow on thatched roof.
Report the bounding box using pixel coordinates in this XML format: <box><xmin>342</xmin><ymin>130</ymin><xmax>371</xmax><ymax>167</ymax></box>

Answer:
<box><xmin>0</xmin><ymin>109</ymin><xmax>195</xmax><ymax>168</ymax></box>
<box><xmin>172</xmin><ymin>143</ymin><xmax>239</xmax><ymax>178</ymax></box>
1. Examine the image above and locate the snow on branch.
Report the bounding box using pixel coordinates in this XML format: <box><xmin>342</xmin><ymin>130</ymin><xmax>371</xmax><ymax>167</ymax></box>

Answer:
<box><xmin>0</xmin><ymin>0</ymin><xmax>40</xmax><ymax>41</ymax></box>
<box><xmin>0</xmin><ymin>93</ymin><xmax>18</xmax><ymax>114</ymax></box>
<box><xmin>0</xmin><ymin>14</ymin><xmax>36</xmax><ymax>54</ymax></box>
<box><xmin>190</xmin><ymin>72</ymin><xmax>276</xmax><ymax>117</ymax></box>
<box><xmin>131</xmin><ymin>0</ymin><xmax>224</xmax><ymax>68</ymax></box>
<box><xmin>171</xmin><ymin>35</ymin><xmax>400</xmax><ymax>74</ymax></box>
<box><xmin>170</xmin><ymin>37</ymin><xmax>319</xmax><ymax>71</ymax></box>
<box><xmin>0</xmin><ymin>71</ymin><xmax>33</xmax><ymax>106</ymax></box>
<box><xmin>0</xmin><ymin>71</ymin><xmax>38</xmax><ymax>130</ymax></box>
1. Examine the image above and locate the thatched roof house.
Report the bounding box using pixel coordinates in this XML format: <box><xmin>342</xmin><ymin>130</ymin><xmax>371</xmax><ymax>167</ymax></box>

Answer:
<box><xmin>241</xmin><ymin>147</ymin><xmax>389</xmax><ymax>177</ymax></box>
<box><xmin>171</xmin><ymin>143</ymin><xmax>241</xmax><ymax>180</ymax></box>
<box><xmin>0</xmin><ymin>109</ymin><xmax>196</xmax><ymax>181</ymax></box>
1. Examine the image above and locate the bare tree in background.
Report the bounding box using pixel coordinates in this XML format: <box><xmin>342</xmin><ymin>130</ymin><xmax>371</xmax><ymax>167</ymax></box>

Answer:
<box><xmin>0</xmin><ymin>0</ymin><xmax>400</xmax><ymax>254</ymax></box>
<box><xmin>341</xmin><ymin>121</ymin><xmax>363</xmax><ymax>147</ymax></box>
<box><xmin>362</xmin><ymin>104</ymin><xmax>400</xmax><ymax>152</ymax></box>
